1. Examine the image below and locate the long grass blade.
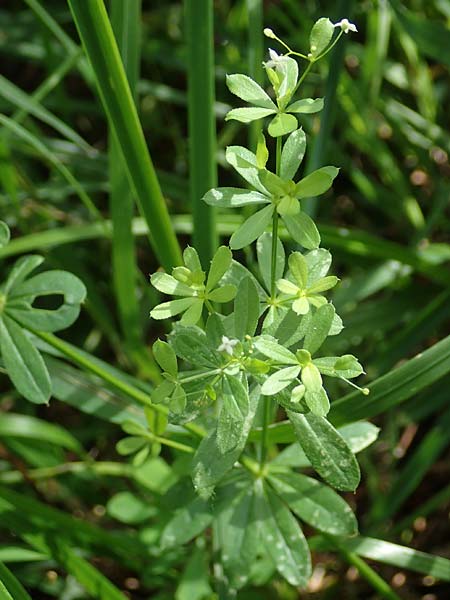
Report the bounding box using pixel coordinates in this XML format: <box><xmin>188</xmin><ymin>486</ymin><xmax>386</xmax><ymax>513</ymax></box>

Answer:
<box><xmin>67</xmin><ymin>0</ymin><xmax>182</xmax><ymax>270</ymax></box>
<box><xmin>0</xmin><ymin>561</ymin><xmax>32</xmax><ymax>600</ymax></box>
<box><xmin>185</xmin><ymin>0</ymin><xmax>217</xmax><ymax>266</ymax></box>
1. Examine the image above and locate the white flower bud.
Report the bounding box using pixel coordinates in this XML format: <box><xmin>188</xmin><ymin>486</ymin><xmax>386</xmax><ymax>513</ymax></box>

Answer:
<box><xmin>263</xmin><ymin>28</ymin><xmax>276</xmax><ymax>39</ymax></box>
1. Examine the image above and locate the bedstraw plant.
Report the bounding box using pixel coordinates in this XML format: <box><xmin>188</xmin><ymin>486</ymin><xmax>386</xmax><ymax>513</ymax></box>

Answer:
<box><xmin>147</xmin><ymin>17</ymin><xmax>372</xmax><ymax>590</ymax></box>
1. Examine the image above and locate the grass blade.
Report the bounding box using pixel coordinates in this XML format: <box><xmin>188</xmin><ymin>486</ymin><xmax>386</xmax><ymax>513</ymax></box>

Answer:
<box><xmin>0</xmin><ymin>560</ymin><xmax>32</xmax><ymax>600</ymax></box>
<box><xmin>185</xmin><ymin>0</ymin><xmax>217</xmax><ymax>266</ymax></box>
<box><xmin>67</xmin><ymin>0</ymin><xmax>182</xmax><ymax>270</ymax></box>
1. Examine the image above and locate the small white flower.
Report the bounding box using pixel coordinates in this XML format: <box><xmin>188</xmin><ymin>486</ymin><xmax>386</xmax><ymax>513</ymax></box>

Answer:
<box><xmin>334</xmin><ymin>18</ymin><xmax>357</xmax><ymax>34</ymax></box>
<box><xmin>264</xmin><ymin>48</ymin><xmax>288</xmax><ymax>69</ymax></box>
<box><xmin>217</xmin><ymin>335</ymin><xmax>239</xmax><ymax>356</ymax></box>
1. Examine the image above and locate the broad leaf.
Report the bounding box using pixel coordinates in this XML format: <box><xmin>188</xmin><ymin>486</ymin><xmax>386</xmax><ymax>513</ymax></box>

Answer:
<box><xmin>153</xmin><ymin>339</ymin><xmax>178</xmax><ymax>377</ymax></box>
<box><xmin>283</xmin><ymin>212</ymin><xmax>321</xmax><ymax>249</ymax></box>
<box><xmin>234</xmin><ymin>276</ymin><xmax>260</xmax><ymax>339</ymax></box>
<box><xmin>295</xmin><ymin>166</ymin><xmax>339</xmax><ymax>198</ymax></box>
<box><xmin>226</xmin><ymin>74</ymin><xmax>277</xmax><ymax>109</ymax></box>
<box><xmin>310</xmin><ymin>17</ymin><xmax>334</xmax><ymax>58</ymax></box>
<box><xmin>303</xmin><ymin>303</ymin><xmax>335</xmax><ymax>354</ymax></box>
<box><xmin>192</xmin><ymin>385</ymin><xmax>260</xmax><ymax>497</ymax></box>
<box><xmin>150</xmin><ymin>297</ymin><xmax>197</xmax><ymax>320</ymax></box>
<box><xmin>226</xmin><ymin>107</ymin><xmax>276</xmax><ymax>123</ymax></box>
<box><xmin>254</xmin><ymin>335</ymin><xmax>297</xmax><ymax>364</ymax></box>
<box><xmin>268</xmin><ymin>113</ymin><xmax>298</xmax><ymax>137</ymax></box>
<box><xmin>217</xmin><ymin>375</ymin><xmax>249</xmax><ymax>453</ymax></box>
<box><xmin>0</xmin><ymin>314</ymin><xmax>51</xmax><ymax>404</ymax></box>
<box><xmin>254</xmin><ymin>480</ymin><xmax>311</xmax><ymax>587</ymax></box>
<box><xmin>280</xmin><ymin>128</ymin><xmax>306</xmax><ymax>180</ymax></box>
<box><xmin>169</xmin><ymin>325</ymin><xmax>221</xmax><ymax>368</ymax></box>
<box><xmin>230</xmin><ymin>205</ymin><xmax>274</xmax><ymax>250</ymax></box>
<box><xmin>206</xmin><ymin>246</ymin><xmax>233</xmax><ymax>290</ymax></box>
<box><xmin>268</xmin><ymin>472</ymin><xmax>358</xmax><ymax>536</ymax></box>
<box><xmin>287</xmin><ymin>411</ymin><xmax>361</xmax><ymax>491</ymax></box>
<box><xmin>160</xmin><ymin>495</ymin><xmax>212</xmax><ymax>548</ymax></box>
<box><xmin>261</xmin><ymin>366</ymin><xmax>300</xmax><ymax>395</ymax></box>
<box><xmin>150</xmin><ymin>272</ymin><xmax>194</xmax><ymax>296</ymax></box>
<box><xmin>225</xmin><ymin>146</ymin><xmax>268</xmax><ymax>194</ymax></box>
<box><xmin>288</xmin><ymin>98</ymin><xmax>324</xmax><ymax>114</ymax></box>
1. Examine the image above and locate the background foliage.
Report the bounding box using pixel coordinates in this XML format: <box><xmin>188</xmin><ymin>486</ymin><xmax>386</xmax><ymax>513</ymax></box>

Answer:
<box><xmin>0</xmin><ymin>0</ymin><xmax>449</xmax><ymax>598</ymax></box>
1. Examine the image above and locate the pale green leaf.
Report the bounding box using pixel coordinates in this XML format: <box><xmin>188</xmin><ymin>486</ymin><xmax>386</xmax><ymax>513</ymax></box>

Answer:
<box><xmin>206</xmin><ymin>246</ymin><xmax>232</xmax><ymax>290</ymax></box>
<box><xmin>283</xmin><ymin>212</ymin><xmax>321</xmax><ymax>249</ymax></box>
<box><xmin>268</xmin><ymin>113</ymin><xmax>298</xmax><ymax>137</ymax></box>
<box><xmin>230</xmin><ymin>204</ymin><xmax>274</xmax><ymax>250</ymax></box>
<box><xmin>150</xmin><ymin>272</ymin><xmax>195</xmax><ymax>296</ymax></box>
<box><xmin>225</xmin><ymin>145</ymin><xmax>268</xmax><ymax>194</ymax></box>
<box><xmin>253</xmin><ymin>335</ymin><xmax>298</xmax><ymax>364</ymax></box>
<box><xmin>226</xmin><ymin>74</ymin><xmax>277</xmax><ymax>109</ymax></box>
<box><xmin>226</xmin><ymin>107</ymin><xmax>276</xmax><ymax>123</ymax></box>
<box><xmin>0</xmin><ymin>221</ymin><xmax>10</xmax><ymax>249</ymax></box>
<box><xmin>303</xmin><ymin>303</ymin><xmax>335</xmax><ymax>354</ymax></box>
<box><xmin>261</xmin><ymin>366</ymin><xmax>300</xmax><ymax>395</ymax></box>
<box><xmin>234</xmin><ymin>276</ymin><xmax>260</xmax><ymax>339</ymax></box>
<box><xmin>280</xmin><ymin>128</ymin><xmax>306</xmax><ymax>180</ymax></box>
<box><xmin>207</xmin><ymin>284</ymin><xmax>236</xmax><ymax>303</ymax></box>
<box><xmin>295</xmin><ymin>166</ymin><xmax>339</xmax><ymax>198</ymax></box>
<box><xmin>153</xmin><ymin>339</ymin><xmax>178</xmax><ymax>377</ymax></box>
<box><xmin>150</xmin><ymin>297</ymin><xmax>197</xmax><ymax>320</ymax></box>
<box><xmin>310</xmin><ymin>17</ymin><xmax>334</xmax><ymax>57</ymax></box>
<box><xmin>203</xmin><ymin>187</ymin><xmax>269</xmax><ymax>208</ymax></box>
<box><xmin>287</xmin><ymin>98</ymin><xmax>324</xmax><ymax>114</ymax></box>
<box><xmin>256</xmin><ymin>232</ymin><xmax>285</xmax><ymax>292</ymax></box>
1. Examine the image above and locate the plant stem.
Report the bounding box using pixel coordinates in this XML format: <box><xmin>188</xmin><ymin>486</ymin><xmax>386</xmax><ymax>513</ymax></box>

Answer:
<box><xmin>260</xmin><ymin>135</ymin><xmax>283</xmax><ymax>470</ymax></box>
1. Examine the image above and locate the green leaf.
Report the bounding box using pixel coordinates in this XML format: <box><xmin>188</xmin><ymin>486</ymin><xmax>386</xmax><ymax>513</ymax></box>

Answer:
<box><xmin>295</xmin><ymin>166</ymin><xmax>339</xmax><ymax>198</ymax></box>
<box><xmin>256</xmin><ymin>132</ymin><xmax>269</xmax><ymax>169</ymax></box>
<box><xmin>230</xmin><ymin>204</ymin><xmax>274</xmax><ymax>250</ymax></box>
<box><xmin>176</xmin><ymin>545</ymin><xmax>213</xmax><ymax>600</ymax></box>
<box><xmin>288</xmin><ymin>98</ymin><xmax>324</xmax><ymax>114</ymax></box>
<box><xmin>150</xmin><ymin>297</ymin><xmax>197</xmax><ymax>320</ymax></box>
<box><xmin>0</xmin><ymin>413</ymin><xmax>82</xmax><ymax>454</ymax></box>
<box><xmin>180</xmin><ymin>298</ymin><xmax>204</xmax><ymax>325</ymax></box>
<box><xmin>107</xmin><ymin>491</ymin><xmax>155</xmax><ymax>524</ymax></box>
<box><xmin>276</xmin><ymin>56</ymin><xmax>299</xmax><ymax>108</ymax></box>
<box><xmin>0</xmin><ymin>221</ymin><xmax>10</xmax><ymax>249</ymax></box>
<box><xmin>169</xmin><ymin>325</ymin><xmax>221</xmax><ymax>368</ymax></box>
<box><xmin>203</xmin><ymin>187</ymin><xmax>269</xmax><ymax>209</ymax></box>
<box><xmin>261</xmin><ymin>366</ymin><xmax>300</xmax><ymax>395</ymax></box>
<box><xmin>234</xmin><ymin>276</ymin><xmax>261</xmax><ymax>339</ymax></box>
<box><xmin>116</xmin><ymin>436</ymin><xmax>146</xmax><ymax>455</ymax></box>
<box><xmin>0</xmin><ymin>315</ymin><xmax>51</xmax><ymax>404</ymax></box>
<box><xmin>280</xmin><ymin>128</ymin><xmax>306</xmax><ymax>180</ymax></box>
<box><xmin>288</xmin><ymin>251</ymin><xmax>308</xmax><ymax>288</ymax></box>
<box><xmin>312</xmin><ymin>535</ymin><xmax>450</xmax><ymax>582</ymax></box>
<box><xmin>314</xmin><ymin>355</ymin><xmax>364</xmax><ymax>379</ymax></box>
<box><xmin>268</xmin><ymin>113</ymin><xmax>298</xmax><ymax>137</ymax></box>
<box><xmin>304</xmin><ymin>387</ymin><xmax>330</xmax><ymax>417</ymax></box>
<box><xmin>310</xmin><ymin>17</ymin><xmax>334</xmax><ymax>58</ymax></box>
<box><xmin>150</xmin><ymin>272</ymin><xmax>195</xmax><ymax>296</ymax></box>
<box><xmin>217</xmin><ymin>375</ymin><xmax>249</xmax><ymax>453</ymax></box>
<box><xmin>257</xmin><ymin>232</ymin><xmax>285</xmax><ymax>292</ymax></box>
<box><xmin>303</xmin><ymin>303</ymin><xmax>335</xmax><ymax>354</ymax></box>
<box><xmin>207</xmin><ymin>285</ymin><xmax>236</xmax><ymax>302</ymax></box>
<box><xmin>268</xmin><ymin>472</ymin><xmax>358</xmax><ymax>536</ymax></box>
<box><xmin>287</xmin><ymin>411</ymin><xmax>360</xmax><ymax>491</ymax></box>
<box><xmin>215</xmin><ymin>478</ymin><xmax>258</xmax><ymax>588</ymax></box>
<box><xmin>192</xmin><ymin>385</ymin><xmax>260</xmax><ymax>496</ymax></box>
<box><xmin>254</xmin><ymin>335</ymin><xmax>298</xmax><ymax>364</ymax></box>
<box><xmin>305</xmin><ymin>248</ymin><xmax>332</xmax><ymax>283</ymax></box>
<box><xmin>0</xmin><ymin>560</ymin><xmax>33</xmax><ymax>600</ymax></box>
<box><xmin>225</xmin><ymin>106</ymin><xmax>276</xmax><ymax>123</ymax></box>
<box><xmin>226</xmin><ymin>74</ymin><xmax>277</xmax><ymax>109</ymax></box>
<box><xmin>7</xmin><ymin>271</ymin><xmax>87</xmax><ymax>332</ymax></box>
<box><xmin>153</xmin><ymin>339</ymin><xmax>178</xmax><ymax>377</ymax></box>
<box><xmin>206</xmin><ymin>245</ymin><xmax>232</xmax><ymax>290</ymax></box>
<box><xmin>3</xmin><ymin>255</ymin><xmax>44</xmax><ymax>295</ymax></box>
<box><xmin>161</xmin><ymin>495</ymin><xmax>212</xmax><ymax>548</ymax></box>
<box><xmin>255</xmin><ymin>480</ymin><xmax>311</xmax><ymax>587</ymax></box>
<box><xmin>225</xmin><ymin>145</ymin><xmax>268</xmax><ymax>194</ymax></box>
<box><xmin>259</xmin><ymin>169</ymin><xmax>288</xmax><ymax>196</ymax></box>
<box><xmin>283</xmin><ymin>212</ymin><xmax>321</xmax><ymax>249</ymax></box>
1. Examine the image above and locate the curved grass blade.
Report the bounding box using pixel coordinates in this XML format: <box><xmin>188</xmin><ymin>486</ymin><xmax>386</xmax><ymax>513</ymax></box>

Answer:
<box><xmin>67</xmin><ymin>0</ymin><xmax>182</xmax><ymax>270</ymax></box>
<box><xmin>0</xmin><ymin>560</ymin><xmax>32</xmax><ymax>600</ymax></box>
